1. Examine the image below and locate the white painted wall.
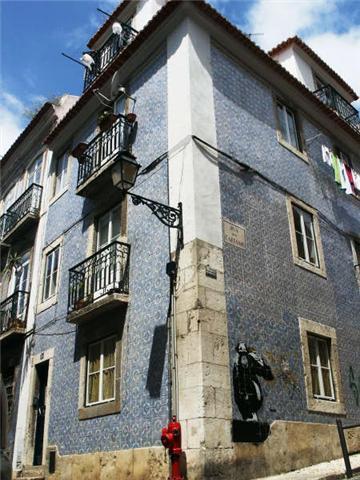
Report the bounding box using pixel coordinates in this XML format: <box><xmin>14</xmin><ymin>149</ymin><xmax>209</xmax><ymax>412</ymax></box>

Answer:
<box><xmin>167</xmin><ymin>18</ymin><xmax>223</xmax><ymax>250</ymax></box>
<box><xmin>11</xmin><ymin>94</ymin><xmax>77</xmax><ymax>471</ymax></box>
<box><xmin>273</xmin><ymin>46</ymin><xmax>316</xmax><ymax>92</ymax></box>
<box><xmin>133</xmin><ymin>0</ymin><xmax>166</xmax><ymax>32</ymax></box>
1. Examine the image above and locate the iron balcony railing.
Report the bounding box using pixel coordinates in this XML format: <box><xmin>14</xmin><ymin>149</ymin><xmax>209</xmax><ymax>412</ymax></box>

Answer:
<box><xmin>0</xmin><ymin>290</ymin><xmax>29</xmax><ymax>335</ymax></box>
<box><xmin>83</xmin><ymin>25</ymin><xmax>137</xmax><ymax>91</ymax></box>
<box><xmin>77</xmin><ymin>115</ymin><xmax>134</xmax><ymax>189</ymax></box>
<box><xmin>313</xmin><ymin>85</ymin><xmax>360</xmax><ymax>133</ymax></box>
<box><xmin>68</xmin><ymin>241</ymin><xmax>130</xmax><ymax>314</ymax></box>
<box><xmin>0</xmin><ymin>184</ymin><xmax>42</xmax><ymax>241</ymax></box>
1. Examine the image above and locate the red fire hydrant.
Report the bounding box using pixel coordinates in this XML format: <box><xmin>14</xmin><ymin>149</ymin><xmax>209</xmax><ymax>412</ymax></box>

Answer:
<box><xmin>161</xmin><ymin>416</ymin><xmax>184</xmax><ymax>480</ymax></box>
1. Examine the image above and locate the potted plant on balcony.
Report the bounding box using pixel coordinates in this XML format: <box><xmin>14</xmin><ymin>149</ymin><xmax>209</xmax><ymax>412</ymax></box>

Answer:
<box><xmin>71</xmin><ymin>142</ymin><xmax>88</xmax><ymax>163</ymax></box>
<box><xmin>98</xmin><ymin>109</ymin><xmax>118</xmax><ymax>132</ymax></box>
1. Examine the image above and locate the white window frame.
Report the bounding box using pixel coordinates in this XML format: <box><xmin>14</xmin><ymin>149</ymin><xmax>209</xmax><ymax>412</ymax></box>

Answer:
<box><xmin>292</xmin><ymin>205</ymin><xmax>319</xmax><ymax>267</ymax></box>
<box><xmin>96</xmin><ymin>204</ymin><xmax>122</xmax><ymax>250</ymax></box>
<box><xmin>43</xmin><ymin>246</ymin><xmax>60</xmax><ymax>301</ymax></box>
<box><xmin>86</xmin><ymin>335</ymin><xmax>116</xmax><ymax>406</ymax></box>
<box><xmin>286</xmin><ymin>196</ymin><xmax>326</xmax><ymax>277</ymax></box>
<box><xmin>308</xmin><ymin>335</ymin><xmax>335</xmax><ymax>401</ymax></box>
<box><xmin>299</xmin><ymin>318</ymin><xmax>345</xmax><ymax>415</ymax></box>
<box><xmin>52</xmin><ymin>152</ymin><xmax>69</xmax><ymax>199</ymax></box>
<box><xmin>38</xmin><ymin>235</ymin><xmax>63</xmax><ymax>313</ymax></box>
<box><xmin>350</xmin><ymin>238</ymin><xmax>360</xmax><ymax>290</ymax></box>
<box><xmin>277</xmin><ymin>102</ymin><xmax>300</xmax><ymax>150</ymax></box>
<box><xmin>27</xmin><ymin>154</ymin><xmax>43</xmax><ymax>188</ymax></box>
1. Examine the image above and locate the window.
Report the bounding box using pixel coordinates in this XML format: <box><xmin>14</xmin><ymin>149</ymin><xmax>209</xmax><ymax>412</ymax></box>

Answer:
<box><xmin>308</xmin><ymin>335</ymin><xmax>335</xmax><ymax>400</ymax></box>
<box><xmin>86</xmin><ymin>336</ymin><xmax>116</xmax><ymax>406</ymax></box>
<box><xmin>299</xmin><ymin>318</ymin><xmax>345</xmax><ymax>414</ymax></box>
<box><xmin>350</xmin><ymin>238</ymin><xmax>360</xmax><ymax>289</ymax></box>
<box><xmin>43</xmin><ymin>246</ymin><xmax>60</xmax><ymax>301</ymax></box>
<box><xmin>97</xmin><ymin>205</ymin><xmax>121</xmax><ymax>250</ymax></box>
<box><xmin>27</xmin><ymin>155</ymin><xmax>43</xmax><ymax>187</ymax></box>
<box><xmin>286</xmin><ymin>197</ymin><xmax>326</xmax><ymax>277</ymax></box>
<box><xmin>292</xmin><ymin>205</ymin><xmax>319</xmax><ymax>266</ymax></box>
<box><xmin>53</xmin><ymin>152</ymin><xmax>68</xmax><ymax>197</ymax></box>
<box><xmin>277</xmin><ymin>102</ymin><xmax>301</xmax><ymax>151</ymax></box>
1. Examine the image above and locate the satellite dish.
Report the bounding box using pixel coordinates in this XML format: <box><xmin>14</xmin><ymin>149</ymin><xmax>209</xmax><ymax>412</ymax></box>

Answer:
<box><xmin>81</xmin><ymin>53</ymin><xmax>95</xmax><ymax>70</ymax></box>
<box><xmin>110</xmin><ymin>71</ymin><xmax>126</xmax><ymax>100</ymax></box>
<box><xmin>112</xmin><ymin>22</ymin><xmax>122</xmax><ymax>35</ymax></box>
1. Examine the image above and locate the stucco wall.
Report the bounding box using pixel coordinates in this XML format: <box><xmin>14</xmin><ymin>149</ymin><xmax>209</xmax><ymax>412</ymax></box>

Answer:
<box><xmin>32</xmin><ymin>49</ymin><xmax>170</xmax><ymax>455</ymax></box>
<box><xmin>211</xmin><ymin>44</ymin><xmax>360</xmax><ymax>426</ymax></box>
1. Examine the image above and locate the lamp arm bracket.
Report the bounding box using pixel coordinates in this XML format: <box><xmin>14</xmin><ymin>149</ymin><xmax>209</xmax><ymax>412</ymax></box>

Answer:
<box><xmin>128</xmin><ymin>192</ymin><xmax>182</xmax><ymax>228</ymax></box>
<box><xmin>128</xmin><ymin>192</ymin><xmax>183</xmax><ymax>248</ymax></box>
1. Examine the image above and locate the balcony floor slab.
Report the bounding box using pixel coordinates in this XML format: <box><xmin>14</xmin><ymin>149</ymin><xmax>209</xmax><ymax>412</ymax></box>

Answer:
<box><xmin>67</xmin><ymin>292</ymin><xmax>129</xmax><ymax>324</ymax></box>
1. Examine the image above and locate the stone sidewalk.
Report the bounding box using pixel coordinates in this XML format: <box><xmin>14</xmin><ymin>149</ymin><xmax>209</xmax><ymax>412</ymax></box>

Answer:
<box><xmin>254</xmin><ymin>453</ymin><xmax>360</xmax><ymax>480</ymax></box>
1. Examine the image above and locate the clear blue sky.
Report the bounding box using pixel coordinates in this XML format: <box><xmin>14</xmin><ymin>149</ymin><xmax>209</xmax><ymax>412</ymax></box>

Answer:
<box><xmin>1</xmin><ymin>0</ymin><xmax>360</xmax><ymax>156</ymax></box>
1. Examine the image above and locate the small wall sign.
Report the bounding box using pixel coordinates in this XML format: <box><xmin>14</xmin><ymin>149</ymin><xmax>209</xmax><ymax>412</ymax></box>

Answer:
<box><xmin>223</xmin><ymin>219</ymin><xmax>246</xmax><ymax>249</ymax></box>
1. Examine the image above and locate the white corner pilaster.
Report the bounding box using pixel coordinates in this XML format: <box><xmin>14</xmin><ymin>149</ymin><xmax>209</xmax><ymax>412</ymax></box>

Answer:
<box><xmin>167</xmin><ymin>17</ymin><xmax>233</xmax><ymax>478</ymax></box>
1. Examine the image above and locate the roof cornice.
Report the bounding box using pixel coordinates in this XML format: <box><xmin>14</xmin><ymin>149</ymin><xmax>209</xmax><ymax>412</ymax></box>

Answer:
<box><xmin>2</xmin><ymin>102</ymin><xmax>55</xmax><ymax>166</ymax></box>
<box><xmin>268</xmin><ymin>36</ymin><xmax>358</xmax><ymax>101</ymax></box>
<box><xmin>45</xmin><ymin>0</ymin><xmax>360</xmax><ymax>146</ymax></box>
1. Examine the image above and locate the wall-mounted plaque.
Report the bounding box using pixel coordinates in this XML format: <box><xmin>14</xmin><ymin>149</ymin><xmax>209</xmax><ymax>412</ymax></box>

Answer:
<box><xmin>223</xmin><ymin>219</ymin><xmax>246</xmax><ymax>249</ymax></box>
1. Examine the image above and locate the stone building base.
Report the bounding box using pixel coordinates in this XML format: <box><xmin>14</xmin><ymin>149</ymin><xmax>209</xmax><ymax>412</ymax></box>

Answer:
<box><xmin>24</xmin><ymin>421</ymin><xmax>359</xmax><ymax>479</ymax></box>
<box><xmin>185</xmin><ymin>420</ymin><xmax>360</xmax><ymax>479</ymax></box>
<box><xmin>44</xmin><ymin>446</ymin><xmax>168</xmax><ymax>480</ymax></box>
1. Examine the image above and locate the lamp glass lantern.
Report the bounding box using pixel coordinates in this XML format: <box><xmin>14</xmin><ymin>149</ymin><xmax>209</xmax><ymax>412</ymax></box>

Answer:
<box><xmin>111</xmin><ymin>152</ymin><xmax>141</xmax><ymax>192</ymax></box>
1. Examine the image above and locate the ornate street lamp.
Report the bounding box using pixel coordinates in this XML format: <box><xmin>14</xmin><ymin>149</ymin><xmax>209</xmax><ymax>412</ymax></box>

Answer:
<box><xmin>111</xmin><ymin>153</ymin><xmax>183</xmax><ymax>248</ymax></box>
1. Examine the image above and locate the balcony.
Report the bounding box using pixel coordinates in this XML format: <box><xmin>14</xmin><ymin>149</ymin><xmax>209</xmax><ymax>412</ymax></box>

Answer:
<box><xmin>0</xmin><ymin>184</ymin><xmax>42</xmax><ymax>245</ymax></box>
<box><xmin>314</xmin><ymin>85</ymin><xmax>360</xmax><ymax>133</ymax></box>
<box><xmin>67</xmin><ymin>241</ymin><xmax>130</xmax><ymax>324</ymax></box>
<box><xmin>75</xmin><ymin>115</ymin><xmax>135</xmax><ymax>198</ymax></box>
<box><xmin>0</xmin><ymin>290</ymin><xmax>29</xmax><ymax>341</ymax></box>
<box><xmin>83</xmin><ymin>24</ymin><xmax>137</xmax><ymax>92</ymax></box>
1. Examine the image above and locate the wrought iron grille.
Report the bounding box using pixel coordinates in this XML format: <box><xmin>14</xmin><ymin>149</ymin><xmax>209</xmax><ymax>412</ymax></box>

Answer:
<box><xmin>0</xmin><ymin>184</ymin><xmax>42</xmax><ymax>240</ymax></box>
<box><xmin>83</xmin><ymin>24</ymin><xmax>137</xmax><ymax>91</ymax></box>
<box><xmin>77</xmin><ymin>115</ymin><xmax>133</xmax><ymax>188</ymax></box>
<box><xmin>313</xmin><ymin>85</ymin><xmax>360</xmax><ymax>133</ymax></box>
<box><xmin>0</xmin><ymin>290</ymin><xmax>29</xmax><ymax>334</ymax></box>
<box><xmin>68</xmin><ymin>241</ymin><xmax>130</xmax><ymax>313</ymax></box>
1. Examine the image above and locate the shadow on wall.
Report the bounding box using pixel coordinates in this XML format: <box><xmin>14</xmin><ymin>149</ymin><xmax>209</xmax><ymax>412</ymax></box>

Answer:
<box><xmin>146</xmin><ymin>324</ymin><xmax>167</xmax><ymax>398</ymax></box>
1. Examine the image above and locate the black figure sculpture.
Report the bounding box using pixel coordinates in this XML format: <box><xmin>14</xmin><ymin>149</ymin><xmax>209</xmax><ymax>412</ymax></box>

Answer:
<box><xmin>233</xmin><ymin>342</ymin><xmax>274</xmax><ymax>421</ymax></box>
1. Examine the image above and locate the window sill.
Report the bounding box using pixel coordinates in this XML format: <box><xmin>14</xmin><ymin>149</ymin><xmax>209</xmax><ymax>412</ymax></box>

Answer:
<box><xmin>293</xmin><ymin>256</ymin><xmax>327</xmax><ymax>279</ymax></box>
<box><xmin>37</xmin><ymin>295</ymin><xmax>58</xmax><ymax>314</ymax></box>
<box><xmin>79</xmin><ymin>398</ymin><xmax>120</xmax><ymax>420</ymax></box>
<box><xmin>307</xmin><ymin>396</ymin><xmax>346</xmax><ymax>415</ymax></box>
<box><xmin>49</xmin><ymin>188</ymin><xmax>68</xmax><ymax>207</ymax></box>
<box><xmin>277</xmin><ymin>135</ymin><xmax>309</xmax><ymax>163</ymax></box>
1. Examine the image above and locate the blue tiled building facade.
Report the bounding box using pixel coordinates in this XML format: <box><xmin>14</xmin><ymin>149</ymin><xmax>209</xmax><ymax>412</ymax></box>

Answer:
<box><xmin>2</xmin><ymin>1</ymin><xmax>359</xmax><ymax>479</ymax></box>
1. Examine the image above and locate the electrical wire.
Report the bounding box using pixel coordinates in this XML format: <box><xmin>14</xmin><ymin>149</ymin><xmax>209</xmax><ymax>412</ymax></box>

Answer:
<box><xmin>192</xmin><ymin>135</ymin><xmax>358</xmax><ymax>241</ymax></box>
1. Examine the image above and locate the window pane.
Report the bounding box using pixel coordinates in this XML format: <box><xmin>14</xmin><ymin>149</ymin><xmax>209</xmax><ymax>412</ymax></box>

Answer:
<box><xmin>318</xmin><ymin>340</ymin><xmax>330</xmax><ymax>367</ymax></box>
<box><xmin>111</xmin><ymin>207</ymin><xmax>121</xmax><ymax>240</ymax></box>
<box><xmin>321</xmin><ymin>368</ymin><xmax>333</xmax><ymax>398</ymax></box>
<box><xmin>103</xmin><ymin>368</ymin><xmax>115</xmax><ymax>400</ymax></box>
<box><xmin>277</xmin><ymin>104</ymin><xmax>287</xmax><ymax>140</ymax></box>
<box><xmin>103</xmin><ymin>337</ymin><xmax>116</xmax><ymax>368</ymax></box>
<box><xmin>306</xmin><ymin>237</ymin><xmax>318</xmax><ymax>265</ymax></box>
<box><xmin>44</xmin><ymin>254</ymin><xmax>52</xmax><ymax>300</ymax></box>
<box><xmin>311</xmin><ymin>365</ymin><xmax>320</xmax><ymax>396</ymax></box>
<box><xmin>98</xmin><ymin>214</ymin><xmax>109</xmax><ymax>249</ymax></box>
<box><xmin>88</xmin><ymin>373</ymin><xmax>100</xmax><ymax>403</ymax></box>
<box><xmin>88</xmin><ymin>343</ymin><xmax>101</xmax><ymax>373</ymax></box>
<box><xmin>308</xmin><ymin>336</ymin><xmax>317</xmax><ymax>364</ymax></box>
<box><xmin>293</xmin><ymin>207</ymin><xmax>302</xmax><ymax>233</ymax></box>
<box><xmin>296</xmin><ymin>232</ymin><xmax>306</xmax><ymax>259</ymax></box>
<box><xmin>286</xmin><ymin>109</ymin><xmax>299</xmax><ymax>149</ymax></box>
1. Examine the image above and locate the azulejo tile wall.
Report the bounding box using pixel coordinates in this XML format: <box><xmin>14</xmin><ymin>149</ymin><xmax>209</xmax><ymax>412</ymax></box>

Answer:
<box><xmin>32</xmin><ymin>49</ymin><xmax>171</xmax><ymax>454</ymax></box>
<box><xmin>211</xmin><ymin>45</ymin><xmax>360</xmax><ymax>425</ymax></box>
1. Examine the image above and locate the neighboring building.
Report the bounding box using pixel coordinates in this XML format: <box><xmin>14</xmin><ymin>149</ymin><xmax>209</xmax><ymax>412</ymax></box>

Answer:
<box><xmin>2</xmin><ymin>1</ymin><xmax>359</xmax><ymax>479</ymax></box>
<box><xmin>0</xmin><ymin>95</ymin><xmax>78</xmax><ymax>473</ymax></box>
